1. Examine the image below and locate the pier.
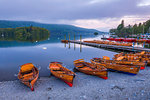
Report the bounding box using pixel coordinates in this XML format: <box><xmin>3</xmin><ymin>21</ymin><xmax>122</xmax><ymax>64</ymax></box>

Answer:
<box><xmin>68</xmin><ymin>40</ymin><xmax>150</xmax><ymax>52</ymax></box>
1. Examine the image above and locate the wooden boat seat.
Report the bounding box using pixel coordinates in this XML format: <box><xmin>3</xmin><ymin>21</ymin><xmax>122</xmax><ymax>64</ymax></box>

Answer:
<box><xmin>103</xmin><ymin>56</ymin><xmax>110</xmax><ymax>60</ymax></box>
<box><xmin>95</xmin><ymin>59</ymin><xmax>101</xmax><ymax>62</ymax></box>
<box><xmin>21</xmin><ymin>70</ymin><xmax>33</xmax><ymax>75</ymax></box>
<box><xmin>74</xmin><ymin>59</ymin><xmax>84</xmax><ymax>64</ymax></box>
<box><xmin>23</xmin><ymin>72</ymin><xmax>34</xmax><ymax>78</ymax></box>
<box><xmin>56</xmin><ymin>71</ymin><xmax>66</xmax><ymax>74</ymax></box>
<box><xmin>50</xmin><ymin>64</ymin><xmax>61</xmax><ymax>70</ymax></box>
<box><xmin>80</xmin><ymin>67</ymin><xmax>92</xmax><ymax>70</ymax></box>
<box><xmin>83</xmin><ymin>63</ymin><xmax>95</xmax><ymax>68</ymax></box>
<box><xmin>75</xmin><ymin>62</ymin><xmax>95</xmax><ymax>70</ymax></box>
<box><xmin>53</xmin><ymin>69</ymin><xmax>62</xmax><ymax>71</ymax></box>
<box><xmin>83</xmin><ymin>63</ymin><xmax>100</xmax><ymax>70</ymax></box>
<box><xmin>20</xmin><ymin>72</ymin><xmax>35</xmax><ymax>81</ymax></box>
<box><xmin>21</xmin><ymin>63</ymin><xmax>34</xmax><ymax>73</ymax></box>
<box><xmin>116</xmin><ymin>56</ymin><xmax>124</xmax><ymax>61</ymax></box>
<box><xmin>51</xmin><ymin>67</ymin><xmax>61</xmax><ymax>70</ymax></box>
<box><xmin>75</xmin><ymin>63</ymin><xmax>84</xmax><ymax>68</ymax></box>
<box><xmin>20</xmin><ymin>68</ymin><xmax>36</xmax><ymax>80</ymax></box>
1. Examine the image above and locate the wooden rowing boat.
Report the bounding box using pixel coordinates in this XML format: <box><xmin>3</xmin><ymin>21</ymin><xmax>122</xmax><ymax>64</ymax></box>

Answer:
<box><xmin>113</xmin><ymin>51</ymin><xmax>149</xmax><ymax>67</ymax></box>
<box><xmin>91</xmin><ymin>58</ymin><xmax>140</xmax><ymax>75</ymax></box>
<box><xmin>18</xmin><ymin>63</ymin><xmax>39</xmax><ymax>91</ymax></box>
<box><xmin>73</xmin><ymin>59</ymin><xmax>108</xmax><ymax>79</ymax></box>
<box><xmin>113</xmin><ymin>60</ymin><xmax>145</xmax><ymax>70</ymax></box>
<box><xmin>103</xmin><ymin>56</ymin><xmax>145</xmax><ymax>70</ymax></box>
<box><xmin>49</xmin><ymin>62</ymin><xmax>75</xmax><ymax>87</ymax></box>
<box><xmin>113</xmin><ymin>51</ymin><xmax>149</xmax><ymax>59</ymax></box>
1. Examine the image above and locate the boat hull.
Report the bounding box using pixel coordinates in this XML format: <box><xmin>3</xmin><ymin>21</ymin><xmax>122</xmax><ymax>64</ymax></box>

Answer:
<box><xmin>75</xmin><ymin>67</ymin><xmax>108</xmax><ymax>79</ymax></box>
<box><xmin>74</xmin><ymin>59</ymin><xmax>108</xmax><ymax>80</ymax></box>
<box><xmin>102</xmin><ymin>60</ymin><xmax>145</xmax><ymax>70</ymax></box>
<box><xmin>18</xmin><ymin>64</ymin><xmax>39</xmax><ymax>91</ymax></box>
<box><xmin>49</xmin><ymin>62</ymin><xmax>75</xmax><ymax>87</ymax></box>
<box><xmin>51</xmin><ymin>70</ymin><xmax>74</xmax><ymax>87</ymax></box>
<box><xmin>91</xmin><ymin>60</ymin><xmax>140</xmax><ymax>75</ymax></box>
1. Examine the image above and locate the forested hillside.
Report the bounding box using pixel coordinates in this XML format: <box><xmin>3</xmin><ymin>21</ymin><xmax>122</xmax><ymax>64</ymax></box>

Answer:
<box><xmin>109</xmin><ymin>19</ymin><xmax>150</xmax><ymax>37</ymax></box>
<box><xmin>0</xmin><ymin>26</ymin><xmax>50</xmax><ymax>42</ymax></box>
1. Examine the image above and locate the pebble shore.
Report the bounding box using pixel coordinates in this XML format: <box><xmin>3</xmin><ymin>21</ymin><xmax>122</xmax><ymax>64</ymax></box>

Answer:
<box><xmin>0</xmin><ymin>67</ymin><xmax>150</xmax><ymax>100</ymax></box>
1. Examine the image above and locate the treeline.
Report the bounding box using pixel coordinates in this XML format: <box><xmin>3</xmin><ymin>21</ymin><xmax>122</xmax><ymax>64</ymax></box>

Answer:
<box><xmin>0</xmin><ymin>26</ymin><xmax>50</xmax><ymax>42</ymax></box>
<box><xmin>109</xmin><ymin>19</ymin><xmax>150</xmax><ymax>37</ymax></box>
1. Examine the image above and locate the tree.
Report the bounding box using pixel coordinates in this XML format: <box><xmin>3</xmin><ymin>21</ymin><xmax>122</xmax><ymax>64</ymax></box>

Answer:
<box><xmin>109</xmin><ymin>19</ymin><xmax>150</xmax><ymax>37</ymax></box>
<box><xmin>117</xmin><ymin>20</ymin><xmax>124</xmax><ymax>31</ymax></box>
<box><xmin>133</xmin><ymin>24</ymin><xmax>138</xmax><ymax>34</ymax></box>
<box><xmin>94</xmin><ymin>32</ymin><xmax>98</xmax><ymax>35</ymax></box>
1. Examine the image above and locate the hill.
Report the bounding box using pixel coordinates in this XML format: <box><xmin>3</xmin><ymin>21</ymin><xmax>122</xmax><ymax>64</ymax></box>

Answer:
<box><xmin>0</xmin><ymin>20</ymin><xmax>102</xmax><ymax>35</ymax></box>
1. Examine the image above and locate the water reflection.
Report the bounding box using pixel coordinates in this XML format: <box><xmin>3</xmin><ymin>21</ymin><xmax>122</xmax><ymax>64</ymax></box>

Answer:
<box><xmin>69</xmin><ymin>42</ymin><xmax>70</xmax><ymax>49</ymax></box>
<box><xmin>0</xmin><ymin>34</ymin><xmax>98</xmax><ymax>48</ymax></box>
<box><xmin>80</xmin><ymin>43</ymin><xmax>82</xmax><ymax>52</ymax></box>
<box><xmin>63</xmin><ymin>42</ymin><xmax>83</xmax><ymax>52</ymax></box>
<box><xmin>0</xmin><ymin>34</ymin><xmax>117</xmax><ymax>81</ymax></box>
<box><xmin>74</xmin><ymin>42</ymin><xmax>75</xmax><ymax>50</ymax></box>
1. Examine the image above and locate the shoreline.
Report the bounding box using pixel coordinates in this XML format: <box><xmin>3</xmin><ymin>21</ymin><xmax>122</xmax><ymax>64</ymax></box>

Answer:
<box><xmin>1</xmin><ymin>67</ymin><xmax>150</xmax><ymax>100</ymax></box>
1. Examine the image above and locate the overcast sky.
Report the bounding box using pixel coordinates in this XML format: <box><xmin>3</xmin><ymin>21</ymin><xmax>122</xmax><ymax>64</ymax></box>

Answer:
<box><xmin>0</xmin><ymin>0</ymin><xmax>150</xmax><ymax>31</ymax></box>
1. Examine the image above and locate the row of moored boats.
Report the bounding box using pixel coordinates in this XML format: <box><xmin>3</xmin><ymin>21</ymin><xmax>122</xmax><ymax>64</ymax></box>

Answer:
<box><xmin>84</xmin><ymin>40</ymin><xmax>133</xmax><ymax>46</ymax></box>
<box><xmin>18</xmin><ymin>51</ymin><xmax>149</xmax><ymax>91</ymax></box>
<box><xmin>107</xmin><ymin>38</ymin><xmax>150</xmax><ymax>43</ymax></box>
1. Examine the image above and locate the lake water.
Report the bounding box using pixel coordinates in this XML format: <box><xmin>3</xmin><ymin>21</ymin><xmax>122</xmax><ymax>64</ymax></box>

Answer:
<box><xmin>0</xmin><ymin>34</ymin><xmax>117</xmax><ymax>81</ymax></box>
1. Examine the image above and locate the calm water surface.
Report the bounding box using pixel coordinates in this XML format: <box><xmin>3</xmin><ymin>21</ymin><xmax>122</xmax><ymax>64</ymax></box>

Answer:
<box><xmin>0</xmin><ymin>34</ymin><xmax>117</xmax><ymax>81</ymax></box>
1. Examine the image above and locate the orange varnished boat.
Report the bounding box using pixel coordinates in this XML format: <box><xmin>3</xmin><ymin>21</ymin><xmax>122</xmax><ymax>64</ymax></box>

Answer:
<box><xmin>103</xmin><ymin>56</ymin><xmax>146</xmax><ymax>70</ymax></box>
<box><xmin>113</xmin><ymin>52</ymin><xmax>124</xmax><ymax>59</ymax></box>
<box><xmin>113</xmin><ymin>51</ymin><xmax>149</xmax><ymax>60</ymax></box>
<box><xmin>113</xmin><ymin>51</ymin><xmax>148</xmax><ymax>68</ymax></box>
<box><xmin>49</xmin><ymin>62</ymin><xmax>75</xmax><ymax>87</ymax></box>
<box><xmin>113</xmin><ymin>60</ymin><xmax>145</xmax><ymax>70</ymax></box>
<box><xmin>18</xmin><ymin>63</ymin><xmax>39</xmax><ymax>91</ymax></box>
<box><xmin>61</xmin><ymin>40</ymin><xmax>69</xmax><ymax>43</ymax></box>
<box><xmin>73</xmin><ymin>59</ymin><xmax>108</xmax><ymax>79</ymax></box>
<box><xmin>91</xmin><ymin>58</ymin><xmax>140</xmax><ymax>75</ymax></box>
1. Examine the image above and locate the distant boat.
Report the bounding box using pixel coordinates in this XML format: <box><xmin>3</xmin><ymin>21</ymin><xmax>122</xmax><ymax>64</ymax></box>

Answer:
<box><xmin>61</xmin><ymin>40</ymin><xmax>69</xmax><ymax>43</ymax></box>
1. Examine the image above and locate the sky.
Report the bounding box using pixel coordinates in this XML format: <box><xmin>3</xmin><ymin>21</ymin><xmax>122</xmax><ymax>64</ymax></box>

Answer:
<box><xmin>0</xmin><ymin>0</ymin><xmax>150</xmax><ymax>32</ymax></box>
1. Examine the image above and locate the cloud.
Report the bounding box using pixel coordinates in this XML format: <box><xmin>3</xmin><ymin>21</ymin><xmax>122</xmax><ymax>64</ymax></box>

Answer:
<box><xmin>0</xmin><ymin>0</ymin><xmax>149</xmax><ymax>31</ymax></box>
<box><xmin>69</xmin><ymin>15</ymin><xmax>150</xmax><ymax>32</ymax></box>
<box><xmin>138</xmin><ymin>0</ymin><xmax>150</xmax><ymax>6</ymax></box>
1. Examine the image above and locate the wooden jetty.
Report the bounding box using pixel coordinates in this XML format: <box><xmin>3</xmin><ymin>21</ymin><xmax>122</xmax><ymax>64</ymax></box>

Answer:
<box><xmin>68</xmin><ymin>40</ymin><xmax>150</xmax><ymax>52</ymax></box>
